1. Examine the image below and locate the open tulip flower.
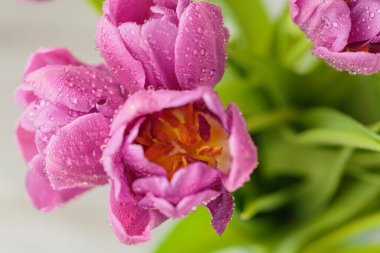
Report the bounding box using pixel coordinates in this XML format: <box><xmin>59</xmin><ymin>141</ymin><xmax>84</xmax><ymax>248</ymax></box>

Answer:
<box><xmin>96</xmin><ymin>0</ymin><xmax>228</xmax><ymax>92</ymax></box>
<box><xmin>290</xmin><ymin>0</ymin><xmax>380</xmax><ymax>74</ymax></box>
<box><xmin>102</xmin><ymin>88</ymin><xmax>258</xmax><ymax>244</ymax></box>
<box><xmin>15</xmin><ymin>48</ymin><xmax>125</xmax><ymax>211</ymax></box>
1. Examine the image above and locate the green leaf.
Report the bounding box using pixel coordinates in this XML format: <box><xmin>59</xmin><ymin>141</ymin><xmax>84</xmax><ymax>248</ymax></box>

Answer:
<box><xmin>260</xmin><ymin>130</ymin><xmax>353</xmax><ymax>216</ymax></box>
<box><xmin>155</xmin><ymin>207</ymin><xmax>263</xmax><ymax>253</ymax></box>
<box><xmin>296</xmin><ymin>148</ymin><xmax>353</xmax><ymax>217</ymax></box>
<box><xmin>86</xmin><ymin>0</ymin><xmax>103</xmax><ymax>13</ymax></box>
<box><xmin>245</xmin><ymin>108</ymin><xmax>297</xmax><ymax>133</ymax></box>
<box><xmin>294</xmin><ymin>108</ymin><xmax>380</xmax><ymax>152</ymax></box>
<box><xmin>221</xmin><ymin>0</ymin><xmax>272</xmax><ymax>56</ymax></box>
<box><xmin>260</xmin><ymin>130</ymin><xmax>341</xmax><ymax>178</ymax></box>
<box><xmin>274</xmin><ymin>181</ymin><xmax>380</xmax><ymax>253</ymax></box>
<box><xmin>240</xmin><ymin>188</ymin><xmax>296</xmax><ymax>220</ymax></box>
<box><xmin>216</xmin><ymin>68</ymin><xmax>268</xmax><ymax>117</ymax></box>
<box><xmin>303</xmin><ymin>212</ymin><xmax>380</xmax><ymax>253</ymax></box>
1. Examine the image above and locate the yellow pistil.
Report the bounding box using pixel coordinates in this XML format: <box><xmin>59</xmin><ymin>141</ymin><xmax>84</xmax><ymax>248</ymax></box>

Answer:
<box><xmin>135</xmin><ymin>103</ymin><xmax>231</xmax><ymax>179</ymax></box>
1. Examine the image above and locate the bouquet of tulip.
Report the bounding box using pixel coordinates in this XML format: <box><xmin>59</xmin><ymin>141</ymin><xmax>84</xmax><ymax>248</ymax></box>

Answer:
<box><xmin>16</xmin><ymin>0</ymin><xmax>380</xmax><ymax>252</ymax></box>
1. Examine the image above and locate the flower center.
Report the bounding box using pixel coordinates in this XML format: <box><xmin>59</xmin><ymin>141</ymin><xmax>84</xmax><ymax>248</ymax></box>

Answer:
<box><xmin>135</xmin><ymin>103</ymin><xmax>230</xmax><ymax>179</ymax></box>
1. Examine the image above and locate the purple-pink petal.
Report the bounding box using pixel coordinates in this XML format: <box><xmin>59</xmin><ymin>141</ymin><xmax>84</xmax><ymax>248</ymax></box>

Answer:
<box><xmin>313</xmin><ymin>46</ymin><xmax>380</xmax><ymax>75</ymax></box>
<box><xmin>348</xmin><ymin>0</ymin><xmax>380</xmax><ymax>44</ymax></box>
<box><xmin>16</xmin><ymin>48</ymin><xmax>82</xmax><ymax>108</ymax></box>
<box><xmin>97</xmin><ymin>16</ymin><xmax>146</xmax><ymax>92</ymax></box>
<box><xmin>108</xmin><ymin>183</ymin><xmax>167</xmax><ymax>245</ymax></box>
<box><xmin>222</xmin><ymin>103</ymin><xmax>258</xmax><ymax>192</ymax></box>
<box><xmin>15</xmin><ymin>118</ymin><xmax>38</xmax><ymax>163</ymax></box>
<box><xmin>104</xmin><ymin>0</ymin><xmax>154</xmax><ymax>26</ymax></box>
<box><xmin>207</xmin><ymin>189</ymin><xmax>234</xmax><ymax>235</ymax></box>
<box><xmin>132</xmin><ymin>163</ymin><xmax>219</xmax><ymax>204</ymax></box>
<box><xmin>118</xmin><ymin>19</ymin><xmax>179</xmax><ymax>90</ymax></box>
<box><xmin>26</xmin><ymin>155</ymin><xmax>89</xmax><ymax>212</ymax></box>
<box><xmin>23</xmin><ymin>47</ymin><xmax>82</xmax><ymax>79</ymax></box>
<box><xmin>290</xmin><ymin>0</ymin><xmax>351</xmax><ymax>52</ymax></box>
<box><xmin>139</xmin><ymin>190</ymin><xmax>220</xmax><ymax>218</ymax></box>
<box><xmin>142</xmin><ymin>19</ymin><xmax>179</xmax><ymax>89</ymax></box>
<box><xmin>45</xmin><ymin>113</ymin><xmax>109</xmax><ymax>190</ymax></box>
<box><xmin>175</xmin><ymin>2</ymin><xmax>227</xmax><ymax>89</ymax></box>
<box><xmin>26</xmin><ymin>64</ymin><xmax>124</xmax><ymax>114</ymax></box>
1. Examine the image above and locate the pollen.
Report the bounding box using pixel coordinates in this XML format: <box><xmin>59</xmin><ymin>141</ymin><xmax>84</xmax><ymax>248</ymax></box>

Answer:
<box><xmin>135</xmin><ymin>103</ymin><xmax>230</xmax><ymax>179</ymax></box>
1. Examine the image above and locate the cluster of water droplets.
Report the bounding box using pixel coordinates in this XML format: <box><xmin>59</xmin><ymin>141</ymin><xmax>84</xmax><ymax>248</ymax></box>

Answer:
<box><xmin>176</xmin><ymin>3</ymin><xmax>227</xmax><ymax>89</ymax></box>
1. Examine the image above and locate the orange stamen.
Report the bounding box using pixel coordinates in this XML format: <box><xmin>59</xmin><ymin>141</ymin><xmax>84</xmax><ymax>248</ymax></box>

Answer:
<box><xmin>178</xmin><ymin>123</ymin><xmax>198</xmax><ymax>145</ymax></box>
<box><xmin>161</xmin><ymin>110</ymin><xmax>180</xmax><ymax>127</ymax></box>
<box><xmin>145</xmin><ymin>143</ymin><xmax>172</xmax><ymax>160</ymax></box>
<box><xmin>185</xmin><ymin>103</ymin><xmax>195</xmax><ymax>124</ymax></box>
<box><xmin>135</xmin><ymin>136</ymin><xmax>154</xmax><ymax>146</ymax></box>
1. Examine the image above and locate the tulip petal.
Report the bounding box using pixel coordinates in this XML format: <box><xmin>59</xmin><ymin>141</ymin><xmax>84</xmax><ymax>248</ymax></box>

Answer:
<box><xmin>45</xmin><ymin>113</ymin><xmax>109</xmax><ymax>190</ymax></box>
<box><xmin>176</xmin><ymin>2</ymin><xmax>227</xmax><ymax>89</ymax></box>
<box><xmin>118</xmin><ymin>19</ymin><xmax>179</xmax><ymax>90</ymax></box>
<box><xmin>154</xmin><ymin>0</ymin><xmax>177</xmax><ymax>10</ymax></box>
<box><xmin>290</xmin><ymin>0</ymin><xmax>351</xmax><ymax>52</ymax></box>
<box><xmin>111</xmin><ymin>88</ymin><xmax>225</xmax><ymax>134</ymax></box>
<box><xmin>133</xmin><ymin>163</ymin><xmax>219</xmax><ymax>203</ymax></box>
<box><xmin>23</xmin><ymin>47</ymin><xmax>82</xmax><ymax>78</ymax></box>
<box><xmin>348</xmin><ymin>0</ymin><xmax>380</xmax><ymax>44</ymax></box>
<box><xmin>26</xmin><ymin>64</ymin><xmax>124</xmax><ymax>114</ymax></box>
<box><xmin>26</xmin><ymin>155</ymin><xmax>88</xmax><ymax>212</ymax></box>
<box><xmin>142</xmin><ymin>19</ymin><xmax>179</xmax><ymax>89</ymax></box>
<box><xmin>15</xmin><ymin>48</ymin><xmax>81</xmax><ymax>108</ymax></box>
<box><xmin>139</xmin><ymin>189</ymin><xmax>219</xmax><ymax>218</ymax></box>
<box><xmin>104</xmin><ymin>0</ymin><xmax>154</xmax><ymax>25</ymax></box>
<box><xmin>207</xmin><ymin>189</ymin><xmax>234</xmax><ymax>235</ymax></box>
<box><xmin>314</xmin><ymin>46</ymin><xmax>380</xmax><ymax>75</ymax></box>
<box><xmin>15</xmin><ymin>118</ymin><xmax>38</xmax><ymax>163</ymax></box>
<box><xmin>108</xmin><ymin>183</ymin><xmax>167</xmax><ymax>245</ymax></box>
<box><xmin>134</xmin><ymin>164</ymin><xmax>220</xmax><ymax>218</ymax></box>
<box><xmin>97</xmin><ymin>16</ymin><xmax>146</xmax><ymax>92</ymax></box>
<box><xmin>222</xmin><ymin>103</ymin><xmax>258</xmax><ymax>192</ymax></box>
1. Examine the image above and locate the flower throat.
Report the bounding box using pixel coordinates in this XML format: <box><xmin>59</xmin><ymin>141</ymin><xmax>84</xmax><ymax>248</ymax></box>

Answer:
<box><xmin>135</xmin><ymin>103</ymin><xmax>230</xmax><ymax>179</ymax></box>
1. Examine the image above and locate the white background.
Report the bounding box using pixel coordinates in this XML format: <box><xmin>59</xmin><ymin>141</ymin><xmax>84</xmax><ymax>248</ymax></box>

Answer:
<box><xmin>0</xmin><ymin>0</ymin><xmax>284</xmax><ymax>252</ymax></box>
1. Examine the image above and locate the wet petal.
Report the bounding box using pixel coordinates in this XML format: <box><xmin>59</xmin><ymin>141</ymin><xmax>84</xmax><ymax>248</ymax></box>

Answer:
<box><xmin>26</xmin><ymin>64</ymin><xmax>124</xmax><ymax>115</ymax></box>
<box><xmin>142</xmin><ymin>19</ymin><xmax>179</xmax><ymax>89</ymax></box>
<box><xmin>314</xmin><ymin>46</ymin><xmax>380</xmax><ymax>75</ymax></box>
<box><xmin>118</xmin><ymin>19</ymin><xmax>179</xmax><ymax>90</ymax></box>
<box><xmin>45</xmin><ymin>113</ymin><xmax>109</xmax><ymax>190</ymax></box>
<box><xmin>104</xmin><ymin>0</ymin><xmax>154</xmax><ymax>25</ymax></box>
<box><xmin>139</xmin><ymin>189</ymin><xmax>219</xmax><ymax>218</ymax></box>
<box><xmin>26</xmin><ymin>155</ymin><xmax>88</xmax><ymax>212</ymax></box>
<box><xmin>23</xmin><ymin>47</ymin><xmax>82</xmax><ymax>79</ymax></box>
<box><xmin>290</xmin><ymin>0</ymin><xmax>351</xmax><ymax>52</ymax></box>
<box><xmin>348</xmin><ymin>0</ymin><xmax>380</xmax><ymax>44</ymax></box>
<box><xmin>176</xmin><ymin>2</ymin><xmax>227</xmax><ymax>89</ymax></box>
<box><xmin>222</xmin><ymin>103</ymin><xmax>258</xmax><ymax>192</ymax></box>
<box><xmin>31</xmin><ymin>102</ymin><xmax>79</xmax><ymax>132</ymax></box>
<box><xmin>97</xmin><ymin>16</ymin><xmax>146</xmax><ymax>92</ymax></box>
<box><xmin>133</xmin><ymin>163</ymin><xmax>219</xmax><ymax>203</ymax></box>
<box><xmin>108</xmin><ymin>182</ymin><xmax>167</xmax><ymax>245</ymax></box>
<box><xmin>16</xmin><ymin>48</ymin><xmax>82</xmax><ymax>108</ymax></box>
<box><xmin>111</xmin><ymin>88</ymin><xmax>224</xmax><ymax>135</ymax></box>
<box><xmin>15</xmin><ymin>117</ymin><xmax>38</xmax><ymax>163</ymax></box>
<box><xmin>154</xmin><ymin>0</ymin><xmax>177</xmax><ymax>10</ymax></box>
<box><xmin>206</xmin><ymin>189</ymin><xmax>234</xmax><ymax>235</ymax></box>
<box><xmin>133</xmin><ymin>164</ymin><xmax>220</xmax><ymax>218</ymax></box>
